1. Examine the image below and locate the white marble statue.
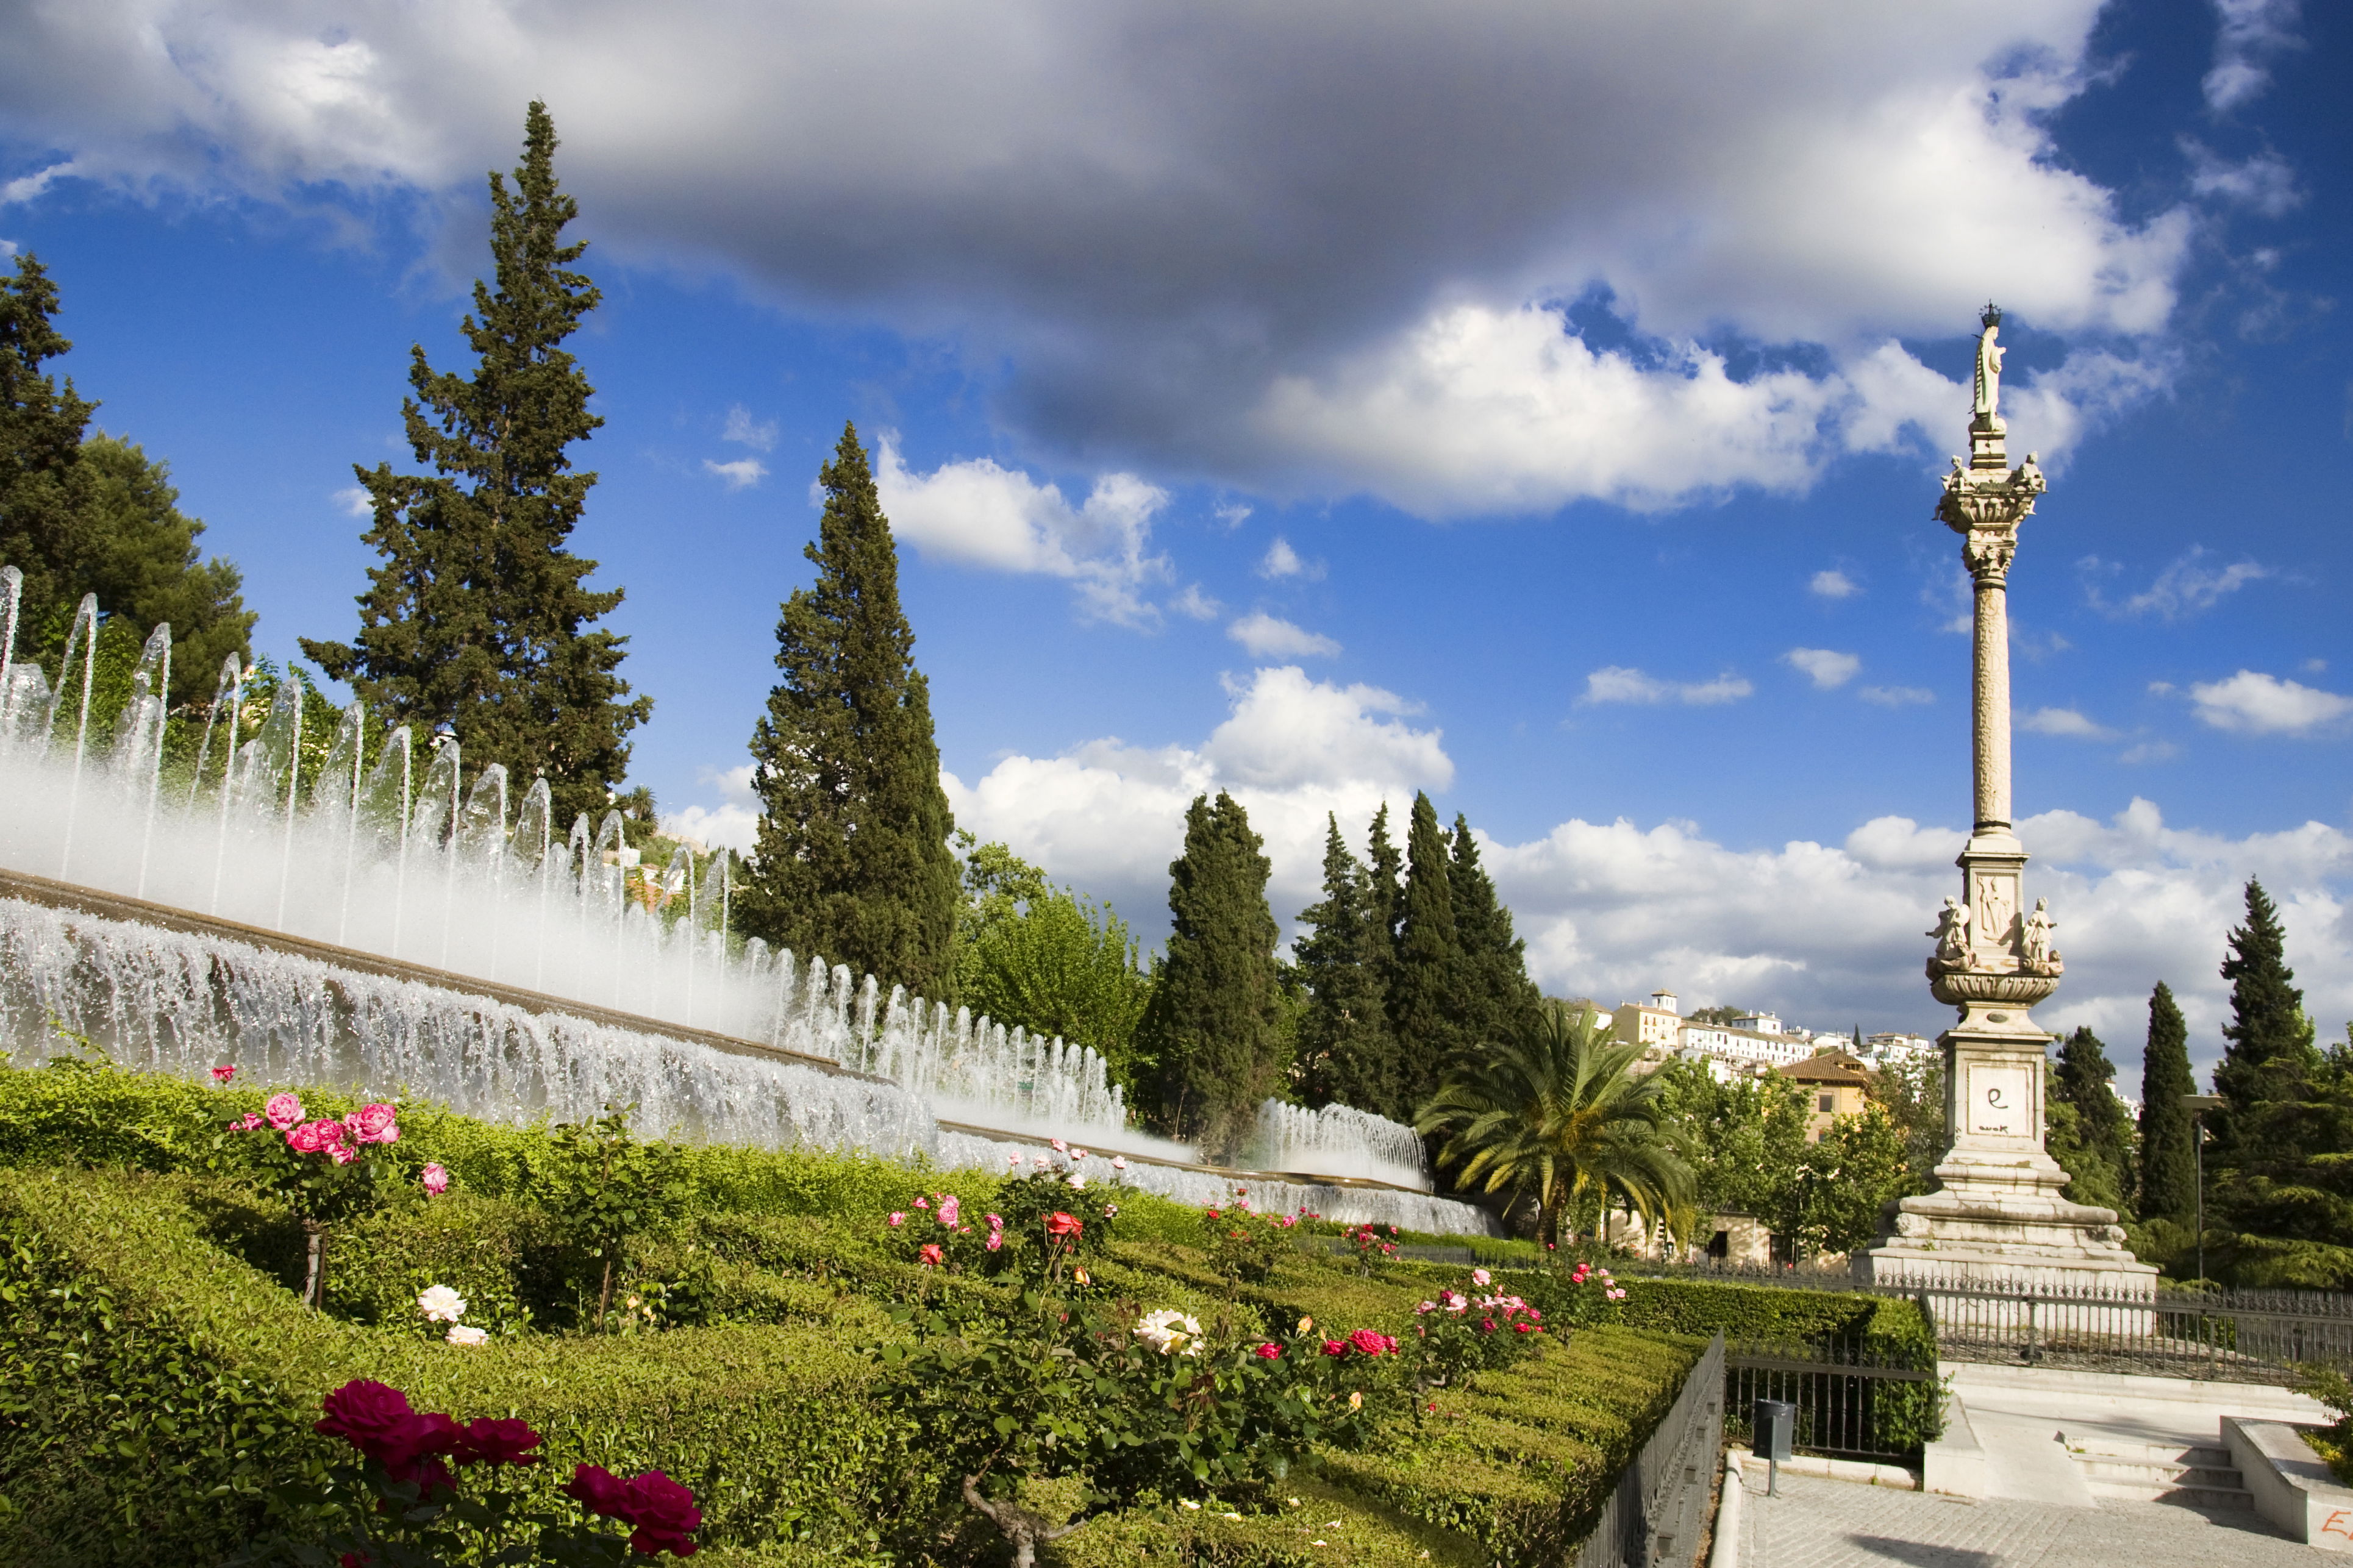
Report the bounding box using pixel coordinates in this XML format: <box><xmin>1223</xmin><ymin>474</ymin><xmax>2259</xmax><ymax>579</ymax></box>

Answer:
<box><xmin>1974</xmin><ymin>310</ymin><xmax>2005</xmax><ymax>421</ymax></box>
<box><xmin>1929</xmin><ymin>896</ymin><xmax>1971</xmax><ymax>966</ymax></box>
<box><xmin>2021</xmin><ymin>896</ymin><xmax>2057</xmax><ymax>971</ymax></box>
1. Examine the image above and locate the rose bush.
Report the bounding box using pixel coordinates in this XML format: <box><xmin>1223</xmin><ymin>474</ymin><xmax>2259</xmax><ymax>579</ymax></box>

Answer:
<box><xmin>1201</xmin><ymin>1189</ymin><xmax>1301</xmax><ymax>1288</ymax></box>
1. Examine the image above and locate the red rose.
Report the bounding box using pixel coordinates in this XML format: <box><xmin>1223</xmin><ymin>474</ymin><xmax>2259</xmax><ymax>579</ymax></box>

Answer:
<box><xmin>455</xmin><ymin>1417</ymin><xmax>543</xmax><ymax>1467</ymax></box>
<box><xmin>380</xmin><ymin>1411</ymin><xmax>464</xmax><ymax>1486</ymax></box>
<box><xmin>565</xmin><ymin>1463</ymin><xmax>633</xmax><ymax>1519</ymax></box>
<box><xmin>1347</xmin><ymin>1328</ymin><xmax>1395</xmax><ymax>1357</ymax></box>
<box><xmin>1254</xmin><ymin>1342</ymin><xmax>1282</xmax><ymax>1359</ymax></box>
<box><xmin>1321</xmin><ymin>1339</ymin><xmax>1346</xmax><ymax>1357</ymax></box>
<box><xmin>1479</xmin><ymin>1319</ymin><xmax>1496</xmax><ymax>1335</ymax></box>
<box><xmin>1044</xmin><ymin>1211</ymin><xmax>1082</xmax><ymax>1238</ymax></box>
<box><xmin>918</xmin><ymin>1243</ymin><xmax>945</xmax><ymax>1267</ymax></box>
<box><xmin>624</xmin><ymin>1469</ymin><xmax>702</xmax><ymax>1557</ymax></box>
<box><xmin>316</xmin><ymin>1380</ymin><xmax>415</xmax><ymax>1458</ymax></box>
<box><xmin>349</xmin><ymin>1102</ymin><xmax>400</xmax><ymax>1145</ymax></box>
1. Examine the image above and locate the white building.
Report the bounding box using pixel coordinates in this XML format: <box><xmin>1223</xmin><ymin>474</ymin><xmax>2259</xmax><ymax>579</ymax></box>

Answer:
<box><xmin>1610</xmin><ymin>990</ymin><xmax>1684</xmax><ymax>1053</ymax></box>
<box><xmin>1677</xmin><ymin>1021</ymin><xmax>1813</xmax><ymax>1069</ymax></box>
<box><xmin>1859</xmin><ymin>1032</ymin><xmax>1935</xmax><ymax>1067</ymax></box>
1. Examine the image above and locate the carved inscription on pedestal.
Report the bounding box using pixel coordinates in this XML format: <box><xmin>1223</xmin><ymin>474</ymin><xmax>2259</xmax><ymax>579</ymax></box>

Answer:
<box><xmin>1968</xmin><ymin>1063</ymin><xmax>2032</xmax><ymax>1138</ymax></box>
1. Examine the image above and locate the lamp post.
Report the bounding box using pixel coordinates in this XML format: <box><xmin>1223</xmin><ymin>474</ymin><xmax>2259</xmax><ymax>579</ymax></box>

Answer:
<box><xmin>2183</xmin><ymin>1092</ymin><xmax>2223</xmax><ymax>1283</ymax></box>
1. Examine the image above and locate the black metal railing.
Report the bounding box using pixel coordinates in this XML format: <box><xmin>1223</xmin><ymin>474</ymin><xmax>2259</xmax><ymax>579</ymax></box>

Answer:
<box><xmin>1908</xmin><ymin>1275</ymin><xmax>2353</xmax><ymax>1380</ymax></box>
<box><xmin>1573</xmin><ymin>1333</ymin><xmax>1726</xmax><ymax>1568</ymax></box>
<box><xmin>1723</xmin><ymin>1339</ymin><xmax>1938</xmax><ymax>1463</ymax></box>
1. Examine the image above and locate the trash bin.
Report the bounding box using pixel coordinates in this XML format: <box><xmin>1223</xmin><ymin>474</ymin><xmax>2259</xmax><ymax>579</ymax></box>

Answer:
<box><xmin>1754</xmin><ymin>1397</ymin><xmax>1794</xmax><ymax>1495</ymax></box>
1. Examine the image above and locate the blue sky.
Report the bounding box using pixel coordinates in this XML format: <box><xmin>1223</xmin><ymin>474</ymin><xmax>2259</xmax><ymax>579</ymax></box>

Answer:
<box><xmin>2</xmin><ymin>0</ymin><xmax>2346</xmax><ymax>1080</ymax></box>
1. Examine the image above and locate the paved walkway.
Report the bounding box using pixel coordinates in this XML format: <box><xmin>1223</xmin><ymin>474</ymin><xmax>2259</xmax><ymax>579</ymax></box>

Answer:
<box><xmin>1737</xmin><ymin>1468</ymin><xmax>2313</xmax><ymax>1568</ymax></box>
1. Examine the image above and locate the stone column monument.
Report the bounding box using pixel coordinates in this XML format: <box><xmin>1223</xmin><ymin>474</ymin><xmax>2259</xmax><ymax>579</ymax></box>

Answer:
<box><xmin>1857</xmin><ymin>307</ymin><xmax>2155</xmax><ymax>1300</ymax></box>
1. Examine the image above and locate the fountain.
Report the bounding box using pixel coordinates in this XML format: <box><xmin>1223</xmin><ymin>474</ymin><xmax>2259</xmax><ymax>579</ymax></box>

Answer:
<box><xmin>1243</xmin><ymin>1100</ymin><xmax>1429</xmax><ymax>1189</ymax></box>
<box><xmin>0</xmin><ymin>571</ymin><xmax>1496</xmax><ymax>1235</ymax></box>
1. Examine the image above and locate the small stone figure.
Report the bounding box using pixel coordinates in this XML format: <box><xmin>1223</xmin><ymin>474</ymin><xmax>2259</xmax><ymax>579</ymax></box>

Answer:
<box><xmin>1928</xmin><ymin>896</ymin><xmax>1970</xmax><ymax>969</ymax></box>
<box><xmin>2020</xmin><ymin>897</ymin><xmax>2060</xmax><ymax>974</ymax></box>
<box><xmin>1974</xmin><ymin>304</ymin><xmax>2005</xmax><ymax>421</ymax></box>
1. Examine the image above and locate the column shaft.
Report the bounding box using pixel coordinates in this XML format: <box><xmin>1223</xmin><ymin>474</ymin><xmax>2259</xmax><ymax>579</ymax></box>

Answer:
<box><xmin>1971</xmin><ymin>569</ymin><xmax>2010</xmax><ymax>832</ymax></box>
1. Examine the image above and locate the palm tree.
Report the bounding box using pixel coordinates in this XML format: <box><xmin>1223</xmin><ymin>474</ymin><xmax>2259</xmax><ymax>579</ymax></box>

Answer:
<box><xmin>1416</xmin><ymin>1002</ymin><xmax>1695</xmax><ymax>1249</ymax></box>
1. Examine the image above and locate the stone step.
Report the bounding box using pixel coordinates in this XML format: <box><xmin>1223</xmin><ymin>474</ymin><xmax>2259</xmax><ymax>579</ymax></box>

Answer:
<box><xmin>2085</xmin><ymin>1478</ymin><xmax>2255</xmax><ymax>1509</ymax></box>
<box><xmin>2078</xmin><ymin>1458</ymin><xmax>2245</xmax><ymax>1488</ymax></box>
<box><xmin>2057</xmin><ymin>1431</ymin><xmax>2249</xmax><ymax>1508</ymax></box>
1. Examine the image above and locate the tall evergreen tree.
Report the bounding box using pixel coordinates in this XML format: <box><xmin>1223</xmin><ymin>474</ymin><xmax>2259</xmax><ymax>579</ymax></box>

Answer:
<box><xmin>1363</xmin><ymin>802</ymin><xmax>1404</xmax><ymax>996</ymax></box>
<box><xmin>1293</xmin><ymin>814</ymin><xmax>1401</xmax><ymax>1116</ymax></box>
<box><xmin>1</xmin><ymin>256</ymin><xmax>252</xmax><ymax>703</ymax></box>
<box><xmin>2210</xmin><ymin>878</ymin><xmax>2318</xmax><ymax>1163</ymax></box>
<box><xmin>1447</xmin><ymin>812</ymin><xmax>1541</xmax><ymax>1061</ymax></box>
<box><xmin>303</xmin><ymin>103</ymin><xmax>648</xmax><ymax>827</ymax></box>
<box><xmin>738</xmin><ymin>423</ymin><xmax>959</xmax><ymax>998</ymax></box>
<box><xmin>1387</xmin><ymin>791</ymin><xmax>1466</xmax><ymax>1117</ymax></box>
<box><xmin>1136</xmin><ymin>792</ymin><xmax>1285</xmax><ymax>1155</ymax></box>
<box><xmin>2052</xmin><ymin>1026</ymin><xmax>2134</xmax><ymax>1216</ymax></box>
<box><xmin>2138</xmin><ymin>982</ymin><xmax>2198</xmax><ymax>1223</ymax></box>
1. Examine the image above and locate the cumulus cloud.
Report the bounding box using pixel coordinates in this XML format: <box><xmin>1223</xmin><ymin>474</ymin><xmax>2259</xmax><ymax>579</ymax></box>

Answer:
<box><xmin>1860</xmin><ymin>685</ymin><xmax>1935</xmax><ymax>707</ymax></box>
<box><xmin>332</xmin><ymin>485</ymin><xmax>371</xmax><ymax>518</ymax></box>
<box><xmin>1581</xmin><ymin>667</ymin><xmax>1753</xmax><ymax>707</ymax></box>
<box><xmin>704</xmin><ymin>457</ymin><xmax>768</xmax><ymax>490</ymax></box>
<box><xmin>874</xmin><ymin>438</ymin><xmax>1170</xmax><ymax>625</ymax></box>
<box><xmin>662</xmin><ymin>763</ymin><xmax>761</xmax><ymax>854</ymax></box>
<box><xmin>1785</xmin><ymin>649</ymin><xmax>1861</xmax><ymax>690</ymax></box>
<box><xmin>2021</xmin><ymin>707</ymin><xmax>2116</xmax><ymax>739</ymax></box>
<box><xmin>2081</xmin><ymin>546</ymin><xmax>2269</xmax><ymax>621</ymax></box>
<box><xmin>2203</xmin><ymin>0</ymin><xmax>2302</xmax><ymax>111</ymax></box>
<box><xmin>0</xmin><ymin>0</ymin><xmax>2191</xmax><ymax>514</ymax></box>
<box><xmin>2187</xmin><ymin>670</ymin><xmax>2353</xmax><ymax>735</ymax></box>
<box><xmin>1809</xmin><ymin>570</ymin><xmax>1859</xmax><ymax>600</ymax></box>
<box><xmin>947</xmin><ymin>666</ymin><xmax>1451</xmax><ymax>928</ymax></box>
<box><xmin>722</xmin><ymin>405</ymin><xmax>778</xmax><ymax>451</ymax></box>
<box><xmin>1228</xmin><ymin>612</ymin><xmax>1340</xmax><ymax>659</ymax></box>
<box><xmin>1257</xmin><ymin>537</ymin><xmax>1323</xmax><ymax>581</ymax></box>
<box><xmin>1172</xmin><ymin>585</ymin><xmax>1221</xmax><ymax>621</ymax></box>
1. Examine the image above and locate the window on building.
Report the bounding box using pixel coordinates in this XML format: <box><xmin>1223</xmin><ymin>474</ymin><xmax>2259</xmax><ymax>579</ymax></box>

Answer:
<box><xmin>1818</xmin><ymin>1093</ymin><xmax>1835</xmax><ymax>1113</ymax></box>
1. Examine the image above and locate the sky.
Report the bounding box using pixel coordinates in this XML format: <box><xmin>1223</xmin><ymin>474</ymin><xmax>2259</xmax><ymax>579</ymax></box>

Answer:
<box><xmin>1</xmin><ymin>0</ymin><xmax>2346</xmax><ymax>1086</ymax></box>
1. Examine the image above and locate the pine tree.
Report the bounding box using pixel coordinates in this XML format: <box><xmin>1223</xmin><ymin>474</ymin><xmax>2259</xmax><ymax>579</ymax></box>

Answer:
<box><xmin>2138</xmin><ymin>982</ymin><xmax>2198</xmax><ymax>1223</ymax></box>
<box><xmin>1447</xmin><ymin>813</ymin><xmax>1541</xmax><ymax>1062</ymax></box>
<box><xmin>302</xmin><ymin>103</ymin><xmax>648</xmax><ymax>827</ymax></box>
<box><xmin>1135</xmin><ymin>791</ymin><xmax>1284</xmax><ymax>1154</ymax></box>
<box><xmin>1387</xmin><ymin>791</ymin><xmax>1466</xmax><ymax>1117</ymax></box>
<box><xmin>2210</xmin><ymin>878</ymin><xmax>2318</xmax><ymax>1163</ymax></box>
<box><xmin>738</xmin><ymin>423</ymin><xmax>960</xmax><ymax>999</ymax></box>
<box><xmin>2053</xmin><ymin>1026</ymin><xmax>2134</xmax><ymax>1216</ymax></box>
<box><xmin>1293</xmin><ymin>814</ymin><xmax>1399</xmax><ymax>1116</ymax></box>
<box><xmin>0</xmin><ymin>257</ymin><xmax>252</xmax><ymax>704</ymax></box>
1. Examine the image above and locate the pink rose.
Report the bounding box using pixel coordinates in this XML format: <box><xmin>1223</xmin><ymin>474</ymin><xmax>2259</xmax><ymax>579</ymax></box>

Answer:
<box><xmin>1050</xmin><ymin>1138</ymin><xmax>1067</xmax><ymax>1153</ymax></box>
<box><xmin>986</xmin><ymin>1213</ymin><xmax>1004</xmax><ymax>1230</ymax></box>
<box><xmin>888</xmin><ymin>1213</ymin><xmax>905</xmax><ymax>1227</ymax></box>
<box><xmin>937</xmin><ymin>1196</ymin><xmax>960</xmax><ymax>1227</ymax></box>
<box><xmin>420</xmin><ymin>1163</ymin><xmax>450</xmax><ymax>1196</ymax></box>
<box><xmin>228</xmin><ymin>1113</ymin><xmax>263</xmax><ymax>1132</ymax></box>
<box><xmin>349</xmin><ymin>1102</ymin><xmax>399</xmax><ymax>1145</ymax></box>
<box><xmin>985</xmin><ymin>1230</ymin><xmax>1004</xmax><ymax>1252</ymax></box>
<box><xmin>287</xmin><ymin>1121</ymin><xmax>331</xmax><ymax>1155</ymax></box>
<box><xmin>913</xmin><ymin>1196</ymin><xmax>929</xmax><ymax>1210</ymax></box>
<box><xmin>1348</xmin><ymin>1329</ymin><xmax>1396</xmax><ymax>1357</ymax></box>
<box><xmin>264</xmin><ymin>1092</ymin><xmax>304</xmax><ymax>1130</ymax></box>
<box><xmin>329</xmin><ymin>1144</ymin><xmax>357</xmax><ymax>1165</ymax></box>
<box><xmin>1254</xmin><ymin>1342</ymin><xmax>1282</xmax><ymax>1360</ymax></box>
<box><xmin>210</xmin><ymin>1064</ymin><xmax>236</xmax><ymax>1084</ymax></box>
<box><xmin>1110</xmin><ymin>1156</ymin><xmax>1128</xmax><ymax>1171</ymax></box>
<box><xmin>1321</xmin><ymin>1339</ymin><xmax>1346</xmax><ymax>1357</ymax></box>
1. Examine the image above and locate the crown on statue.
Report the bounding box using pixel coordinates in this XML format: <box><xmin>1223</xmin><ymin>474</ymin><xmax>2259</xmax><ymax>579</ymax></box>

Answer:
<box><xmin>1980</xmin><ymin>302</ymin><xmax>2002</xmax><ymax>330</ymax></box>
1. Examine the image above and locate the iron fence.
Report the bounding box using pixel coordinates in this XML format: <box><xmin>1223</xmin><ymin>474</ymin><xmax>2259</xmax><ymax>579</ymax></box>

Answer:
<box><xmin>1723</xmin><ymin>1339</ymin><xmax>1938</xmax><ymax>1463</ymax></box>
<box><xmin>1573</xmin><ymin>1333</ymin><xmax>1726</xmax><ymax>1568</ymax></box>
<box><xmin>1905</xmin><ymin>1275</ymin><xmax>2353</xmax><ymax>1380</ymax></box>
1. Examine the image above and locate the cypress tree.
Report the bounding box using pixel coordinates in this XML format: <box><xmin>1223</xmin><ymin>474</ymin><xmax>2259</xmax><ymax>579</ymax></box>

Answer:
<box><xmin>303</xmin><ymin>102</ymin><xmax>649</xmax><ymax>827</ymax></box>
<box><xmin>2053</xmin><ymin>1025</ymin><xmax>2134</xmax><ymax>1216</ymax></box>
<box><xmin>1136</xmin><ymin>791</ymin><xmax>1284</xmax><ymax>1154</ymax></box>
<box><xmin>1363</xmin><ymin>804</ymin><xmax>1404</xmax><ymax>992</ymax></box>
<box><xmin>1387</xmin><ymin>791</ymin><xmax>1466</xmax><ymax>1117</ymax></box>
<box><xmin>2210</xmin><ymin>878</ymin><xmax>2318</xmax><ymax>1163</ymax></box>
<box><xmin>738</xmin><ymin>423</ymin><xmax>960</xmax><ymax>998</ymax></box>
<box><xmin>1293</xmin><ymin>814</ymin><xmax>1400</xmax><ymax>1116</ymax></box>
<box><xmin>2138</xmin><ymin>982</ymin><xmax>2198</xmax><ymax>1223</ymax></box>
<box><xmin>1447</xmin><ymin>812</ymin><xmax>1541</xmax><ymax>1061</ymax></box>
<box><xmin>1</xmin><ymin>257</ymin><xmax>252</xmax><ymax>703</ymax></box>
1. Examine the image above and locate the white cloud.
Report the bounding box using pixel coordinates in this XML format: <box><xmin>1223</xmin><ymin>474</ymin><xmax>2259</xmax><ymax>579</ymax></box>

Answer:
<box><xmin>2183</xmin><ymin>141</ymin><xmax>2302</xmax><ymax>217</ymax></box>
<box><xmin>1581</xmin><ymin>666</ymin><xmax>1753</xmax><ymax>707</ymax></box>
<box><xmin>1860</xmin><ymin>685</ymin><xmax>1935</xmax><ymax>707</ymax></box>
<box><xmin>2120</xmin><ymin>741</ymin><xmax>2180</xmax><ymax>764</ymax></box>
<box><xmin>704</xmin><ymin>457</ymin><xmax>768</xmax><ymax>490</ymax></box>
<box><xmin>1487</xmin><ymin>796</ymin><xmax>2353</xmax><ymax>1072</ymax></box>
<box><xmin>662</xmin><ymin>763</ymin><xmax>761</xmax><ymax>854</ymax></box>
<box><xmin>1214</xmin><ymin>502</ymin><xmax>1253</xmax><ymax>528</ymax></box>
<box><xmin>1227</xmin><ymin>612</ymin><xmax>1339</xmax><ymax>660</ymax></box>
<box><xmin>1808</xmin><ymin>569</ymin><xmax>1858</xmax><ymax>600</ymax></box>
<box><xmin>2204</xmin><ymin>0</ymin><xmax>2302</xmax><ymax>111</ymax></box>
<box><xmin>1257</xmin><ymin>536</ymin><xmax>1324</xmax><ymax>581</ymax></box>
<box><xmin>0</xmin><ymin>2</ymin><xmax>2191</xmax><ymax>512</ymax></box>
<box><xmin>946</xmin><ymin>666</ymin><xmax>1451</xmax><ymax>931</ymax></box>
<box><xmin>2021</xmin><ymin>707</ymin><xmax>2116</xmax><ymax>739</ymax></box>
<box><xmin>0</xmin><ymin>161</ymin><xmax>76</xmax><ymax>206</ymax></box>
<box><xmin>874</xmin><ymin>438</ymin><xmax>1171</xmax><ymax>626</ymax></box>
<box><xmin>721</xmin><ymin>404</ymin><xmax>778</xmax><ymax>451</ymax></box>
<box><xmin>332</xmin><ymin>485</ymin><xmax>372</xmax><ymax>518</ymax></box>
<box><xmin>2187</xmin><ymin>670</ymin><xmax>2353</xmax><ymax>735</ymax></box>
<box><xmin>1172</xmin><ymin>585</ymin><xmax>1221</xmax><ymax>621</ymax></box>
<box><xmin>1785</xmin><ymin>648</ymin><xmax>1860</xmax><ymax>690</ymax></box>
<box><xmin>2082</xmin><ymin>546</ymin><xmax>2269</xmax><ymax>621</ymax></box>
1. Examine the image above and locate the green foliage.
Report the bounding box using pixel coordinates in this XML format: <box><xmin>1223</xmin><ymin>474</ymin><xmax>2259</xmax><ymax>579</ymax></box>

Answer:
<box><xmin>1774</xmin><ymin>1107</ymin><xmax>1915</xmax><ymax>1261</ymax></box>
<box><xmin>532</xmin><ymin>1105</ymin><xmax>686</xmax><ymax>1328</ymax></box>
<box><xmin>1650</xmin><ymin>1058</ymin><xmax>1810</xmax><ymax>1221</ymax></box>
<box><xmin>301</xmin><ymin>103</ymin><xmax>649</xmax><ymax>829</ymax></box>
<box><xmin>951</xmin><ymin>834</ymin><xmax>1155</xmax><ymax>1087</ymax></box>
<box><xmin>2052</xmin><ymin>1027</ymin><xmax>2135</xmax><ymax>1216</ymax></box>
<box><xmin>1444</xmin><ymin>816</ymin><xmax>1541</xmax><ymax>1066</ymax></box>
<box><xmin>738</xmin><ymin>422</ymin><xmax>960</xmax><ymax>999</ymax></box>
<box><xmin>1866</xmin><ymin>1051</ymin><xmax>1946</xmax><ymax>1191</ymax></box>
<box><xmin>2139</xmin><ymin>982</ymin><xmax>2199</xmax><ymax>1224</ymax></box>
<box><xmin>1203</xmin><ymin>1197</ymin><xmax>1302</xmax><ymax>1288</ymax></box>
<box><xmin>1138</xmin><ymin>792</ymin><xmax>1287</xmax><ymax>1156</ymax></box>
<box><xmin>1418</xmin><ymin>1004</ymin><xmax>1694</xmax><ymax>1249</ymax></box>
<box><xmin>1293</xmin><ymin>814</ymin><xmax>1401</xmax><ymax>1120</ymax></box>
<box><xmin>1386</xmin><ymin>793</ymin><xmax>1465</xmax><ymax>1112</ymax></box>
<box><xmin>2212</xmin><ymin>877</ymin><xmax>2319</xmax><ymax>1163</ymax></box>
